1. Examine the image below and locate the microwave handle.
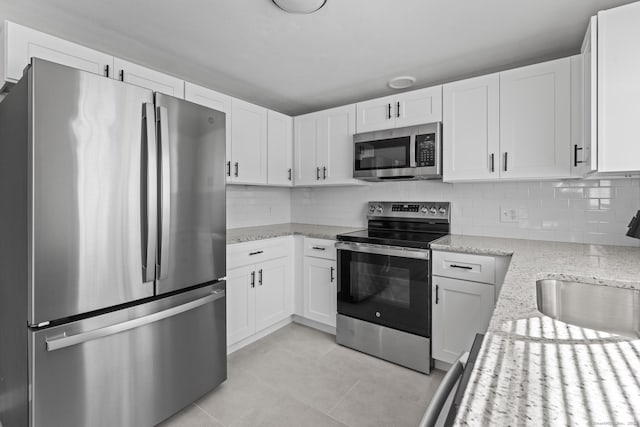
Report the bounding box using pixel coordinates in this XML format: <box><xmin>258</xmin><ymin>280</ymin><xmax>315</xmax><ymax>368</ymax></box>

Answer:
<box><xmin>409</xmin><ymin>135</ymin><xmax>417</xmax><ymax>168</ymax></box>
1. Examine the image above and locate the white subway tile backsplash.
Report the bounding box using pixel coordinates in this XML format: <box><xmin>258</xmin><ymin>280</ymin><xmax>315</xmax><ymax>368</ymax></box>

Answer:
<box><xmin>291</xmin><ymin>177</ymin><xmax>640</xmax><ymax>247</ymax></box>
<box><xmin>227</xmin><ymin>186</ymin><xmax>291</xmax><ymax>228</ymax></box>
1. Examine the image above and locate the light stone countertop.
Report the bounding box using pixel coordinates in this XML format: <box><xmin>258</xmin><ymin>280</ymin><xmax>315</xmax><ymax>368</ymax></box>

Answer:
<box><xmin>431</xmin><ymin>235</ymin><xmax>640</xmax><ymax>426</ymax></box>
<box><xmin>226</xmin><ymin>223</ymin><xmax>363</xmax><ymax>244</ymax></box>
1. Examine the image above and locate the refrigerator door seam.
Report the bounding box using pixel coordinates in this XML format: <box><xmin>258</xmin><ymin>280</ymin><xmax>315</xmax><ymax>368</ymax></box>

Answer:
<box><xmin>45</xmin><ymin>290</ymin><xmax>225</xmax><ymax>352</ymax></box>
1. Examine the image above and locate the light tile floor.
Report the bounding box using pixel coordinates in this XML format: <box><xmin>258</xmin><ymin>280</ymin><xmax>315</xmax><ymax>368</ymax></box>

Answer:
<box><xmin>159</xmin><ymin>323</ymin><xmax>444</xmax><ymax>427</ymax></box>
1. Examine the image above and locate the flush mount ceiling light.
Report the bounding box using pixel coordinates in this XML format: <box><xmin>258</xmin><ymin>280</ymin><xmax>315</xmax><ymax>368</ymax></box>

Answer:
<box><xmin>388</xmin><ymin>76</ymin><xmax>416</xmax><ymax>89</ymax></box>
<box><xmin>272</xmin><ymin>0</ymin><xmax>327</xmax><ymax>14</ymax></box>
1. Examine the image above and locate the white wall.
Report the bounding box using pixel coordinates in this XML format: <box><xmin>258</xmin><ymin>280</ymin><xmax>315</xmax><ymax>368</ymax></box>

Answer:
<box><xmin>292</xmin><ymin>178</ymin><xmax>640</xmax><ymax>247</ymax></box>
<box><xmin>227</xmin><ymin>186</ymin><xmax>291</xmax><ymax>228</ymax></box>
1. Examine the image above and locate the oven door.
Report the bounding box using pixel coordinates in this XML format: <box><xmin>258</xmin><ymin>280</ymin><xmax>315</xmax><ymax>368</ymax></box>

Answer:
<box><xmin>336</xmin><ymin>242</ymin><xmax>430</xmax><ymax>337</ymax></box>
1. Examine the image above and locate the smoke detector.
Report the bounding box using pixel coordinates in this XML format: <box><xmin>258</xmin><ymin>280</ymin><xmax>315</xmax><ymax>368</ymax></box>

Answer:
<box><xmin>388</xmin><ymin>76</ymin><xmax>416</xmax><ymax>90</ymax></box>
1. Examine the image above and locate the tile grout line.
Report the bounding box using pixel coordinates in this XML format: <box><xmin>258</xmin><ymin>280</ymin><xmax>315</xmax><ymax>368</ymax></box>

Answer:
<box><xmin>191</xmin><ymin>402</ymin><xmax>227</xmax><ymax>427</ymax></box>
<box><xmin>326</xmin><ymin>378</ymin><xmax>361</xmax><ymax>416</ymax></box>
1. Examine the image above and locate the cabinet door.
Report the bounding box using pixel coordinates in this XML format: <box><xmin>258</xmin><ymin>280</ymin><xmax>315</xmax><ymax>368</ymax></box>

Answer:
<box><xmin>227</xmin><ymin>265</ymin><xmax>256</xmax><ymax>346</ymax></box>
<box><xmin>321</xmin><ymin>104</ymin><xmax>357</xmax><ymax>184</ymax></box>
<box><xmin>575</xmin><ymin>17</ymin><xmax>598</xmax><ymax>176</ymax></box>
<box><xmin>3</xmin><ymin>21</ymin><xmax>113</xmax><ymax>83</ymax></box>
<box><xmin>184</xmin><ymin>82</ymin><xmax>233</xmax><ymax>181</ymax></box>
<box><xmin>356</xmin><ymin>94</ymin><xmax>397</xmax><ymax>133</ymax></box>
<box><xmin>500</xmin><ymin>58</ymin><xmax>571</xmax><ymax>179</ymax></box>
<box><xmin>230</xmin><ymin>99</ymin><xmax>268</xmax><ymax>184</ymax></box>
<box><xmin>443</xmin><ymin>74</ymin><xmax>500</xmax><ymax>181</ymax></box>
<box><xmin>255</xmin><ymin>257</ymin><xmax>292</xmax><ymax>331</ymax></box>
<box><xmin>303</xmin><ymin>257</ymin><xmax>336</xmax><ymax>327</ymax></box>
<box><xmin>267</xmin><ymin>110</ymin><xmax>293</xmax><ymax>186</ymax></box>
<box><xmin>597</xmin><ymin>3</ymin><xmax>640</xmax><ymax>172</ymax></box>
<box><xmin>396</xmin><ymin>86</ymin><xmax>443</xmax><ymax>128</ymax></box>
<box><xmin>113</xmin><ymin>57</ymin><xmax>184</xmax><ymax>97</ymax></box>
<box><xmin>294</xmin><ymin>113</ymin><xmax>321</xmax><ymax>185</ymax></box>
<box><xmin>432</xmin><ymin>276</ymin><xmax>494</xmax><ymax>364</ymax></box>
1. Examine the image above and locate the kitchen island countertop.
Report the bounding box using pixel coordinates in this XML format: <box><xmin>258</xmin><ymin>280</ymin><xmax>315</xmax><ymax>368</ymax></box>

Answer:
<box><xmin>431</xmin><ymin>234</ymin><xmax>640</xmax><ymax>426</ymax></box>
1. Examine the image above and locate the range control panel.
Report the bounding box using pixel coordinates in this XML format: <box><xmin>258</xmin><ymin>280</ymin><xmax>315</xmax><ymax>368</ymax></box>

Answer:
<box><xmin>368</xmin><ymin>201</ymin><xmax>450</xmax><ymax>220</ymax></box>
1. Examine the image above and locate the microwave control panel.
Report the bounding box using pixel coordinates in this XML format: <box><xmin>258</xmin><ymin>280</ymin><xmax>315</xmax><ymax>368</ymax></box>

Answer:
<box><xmin>415</xmin><ymin>133</ymin><xmax>436</xmax><ymax>167</ymax></box>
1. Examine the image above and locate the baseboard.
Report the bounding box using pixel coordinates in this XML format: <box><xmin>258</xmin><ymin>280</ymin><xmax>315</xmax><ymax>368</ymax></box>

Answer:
<box><xmin>227</xmin><ymin>316</ymin><xmax>293</xmax><ymax>354</ymax></box>
<box><xmin>434</xmin><ymin>359</ymin><xmax>452</xmax><ymax>371</ymax></box>
<box><xmin>292</xmin><ymin>315</ymin><xmax>336</xmax><ymax>335</ymax></box>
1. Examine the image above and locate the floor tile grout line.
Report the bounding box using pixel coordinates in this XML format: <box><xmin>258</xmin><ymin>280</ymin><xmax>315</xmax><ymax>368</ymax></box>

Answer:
<box><xmin>326</xmin><ymin>378</ymin><xmax>361</xmax><ymax>416</ymax></box>
<box><xmin>192</xmin><ymin>402</ymin><xmax>227</xmax><ymax>427</ymax></box>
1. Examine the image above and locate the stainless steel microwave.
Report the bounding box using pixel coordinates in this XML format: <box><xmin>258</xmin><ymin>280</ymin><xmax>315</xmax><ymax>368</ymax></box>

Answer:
<box><xmin>353</xmin><ymin>122</ymin><xmax>442</xmax><ymax>181</ymax></box>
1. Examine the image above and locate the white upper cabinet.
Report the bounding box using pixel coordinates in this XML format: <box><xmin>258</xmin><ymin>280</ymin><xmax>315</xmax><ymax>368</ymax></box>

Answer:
<box><xmin>499</xmin><ymin>58</ymin><xmax>571</xmax><ymax>180</ymax></box>
<box><xmin>294</xmin><ymin>104</ymin><xmax>358</xmax><ymax>186</ymax></box>
<box><xmin>321</xmin><ymin>104</ymin><xmax>357</xmax><ymax>184</ymax></box>
<box><xmin>267</xmin><ymin>110</ymin><xmax>294</xmax><ymax>186</ymax></box>
<box><xmin>113</xmin><ymin>58</ymin><xmax>184</xmax><ymax>98</ymax></box>
<box><xmin>1</xmin><ymin>21</ymin><xmax>113</xmax><ymax>83</ymax></box>
<box><xmin>597</xmin><ymin>2</ymin><xmax>640</xmax><ymax>173</ymax></box>
<box><xmin>184</xmin><ymin>82</ymin><xmax>233</xmax><ymax>180</ymax></box>
<box><xmin>230</xmin><ymin>98</ymin><xmax>268</xmax><ymax>184</ymax></box>
<box><xmin>356</xmin><ymin>86</ymin><xmax>442</xmax><ymax>133</ymax></box>
<box><xmin>443</xmin><ymin>74</ymin><xmax>500</xmax><ymax>181</ymax></box>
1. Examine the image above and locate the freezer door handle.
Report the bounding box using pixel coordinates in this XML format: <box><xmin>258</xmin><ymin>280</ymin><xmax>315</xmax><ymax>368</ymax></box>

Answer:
<box><xmin>142</xmin><ymin>103</ymin><xmax>158</xmax><ymax>282</ymax></box>
<box><xmin>157</xmin><ymin>105</ymin><xmax>171</xmax><ymax>280</ymax></box>
<box><xmin>45</xmin><ymin>290</ymin><xmax>225</xmax><ymax>352</ymax></box>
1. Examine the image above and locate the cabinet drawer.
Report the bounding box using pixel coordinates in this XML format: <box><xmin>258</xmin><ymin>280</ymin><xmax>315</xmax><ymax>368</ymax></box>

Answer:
<box><xmin>303</xmin><ymin>238</ymin><xmax>337</xmax><ymax>260</ymax></box>
<box><xmin>227</xmin><ymin>237</ymin><xmax>290</xmax><ymax>270</ymax></box>
<box><xmin>432</xmin><ymin>251</ymin><xmax>496</xmax><ymax>284</ymax></box>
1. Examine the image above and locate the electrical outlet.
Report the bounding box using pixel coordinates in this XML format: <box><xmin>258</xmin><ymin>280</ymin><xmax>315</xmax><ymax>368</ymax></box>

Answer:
<box><xmin>500</xmin><ymin>206</ymin><xmax>518</xmax><ymax>223</ymax></box>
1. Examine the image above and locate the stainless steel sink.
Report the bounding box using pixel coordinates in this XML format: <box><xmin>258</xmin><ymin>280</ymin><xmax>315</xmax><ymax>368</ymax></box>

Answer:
<box><xmin>536</xmin><ymin>279</ymin><xmax>640</xmax><ymax>338</ymax></box>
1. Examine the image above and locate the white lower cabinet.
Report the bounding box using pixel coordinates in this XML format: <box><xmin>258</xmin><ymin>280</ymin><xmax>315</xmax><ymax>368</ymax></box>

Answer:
<box><xmin>226</xmin><ymin>238</ymin><xmax>293</xmax><ymax>347</ymax></box>
<box><xmin>432</xmin><ymin>276</ymin><xmax>495</xmax><ymax>364</ymax></box>
<box><xmin>303</xmin><ymin>256</ymin><xmax>337</xmax><ymax>327</ymax></box>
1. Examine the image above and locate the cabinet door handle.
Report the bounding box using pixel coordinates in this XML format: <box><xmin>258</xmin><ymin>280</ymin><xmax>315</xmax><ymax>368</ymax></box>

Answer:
<box><xmin>249</xmin><ymin>250</ymin><xmax>263</xmax><ymax>256</ymax></box>
<box><xmin>316</xmin><ymin>167</ymin><xmax>320</xmax><ymax>180</ymax></box>
<box><xmin>574</xmin><ymin>144</ymin><xmax>584</xmax><ymax>167</ymax></box>
<box><xmin>251</xmin><ymin>271</ymin><xmax>255</xmax><ymax>288</ymax></box>
<box><xmin>104</xmin><ymin>64</ymin><xmax>110</xmax><ymax>78</ymax></box>
<box><xmin>258</xmin><ymin>269</ymin><xmax>263</xmax><ymax>286</ymax></box>
<box><xmin>226</xmin><ymin>161</ymin><xmax>231</xmax><ymax>177</ymax></box>
<box><xmin>119</xmin><ymin>69</ymin><xmax>124</xmax><ymax>81</ymax></box>
<box><xmin>311</xmin><ymin>246</ymin><xmax>326</xmax><ymax>251</ymax></box>
<box><xmin>387</xmin><ymin>103</ymin><xmax>392</xmax><ymax>120</ymax></box>
<box><xmin>490</xmin><ymin>153</ymin><xmax>495</xmax><ymax>173</ymax></box>
<box><xmin>503</xmin><ymin>152</ymin><xmax>508</xmax><ymax>172</ymax></box>
<box><xmin>288</xmin><ymin>168</ymin><xmax>292</xmax><ymax>181</ymax></box>
<box><xmin>396</xmin><ymin>101</ymin><xmax>400</xmax><ymax>118</ymax></box>
<box><xmin>234</xmin><ymin>162</ymin><xmax>239</xmax><ymax>177</ymax></box>
<box><xmin>435</xmin><ymin>285</ymin><xmax>439</xmax><ymax>304</ymax></box>
<box><xmin>450</xmin><ymin>264</ymin><xmax>472</xmax><ymax>270</ymax></box>
<box><xmin>323</xmin><ymin>166</ymin><xmax>327</xmax><ymax>180</ymax></box>
<box><xmin>330</xmin><ymin>267</ymin><xmax>335</xmax><ymax>283</ymax></box>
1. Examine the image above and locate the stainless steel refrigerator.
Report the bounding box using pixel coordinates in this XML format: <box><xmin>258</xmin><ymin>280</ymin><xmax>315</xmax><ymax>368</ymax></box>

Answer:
<box><xmin>0</xmin><ymin>58</ymin><xmax>227</xmax><ymax>427</ymax></box>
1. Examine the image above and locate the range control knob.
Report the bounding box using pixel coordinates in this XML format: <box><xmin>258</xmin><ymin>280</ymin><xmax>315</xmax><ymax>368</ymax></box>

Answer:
<box><xmin>369</xmin><ymin>205</ymin><xmax>376</xmax><ymax>214</ymax></box>
<box><xmin>439</xmin><ymin>207</ymin><xmax>447</xmax><ymax>215</ymax></box>
<box><xmin>375</xmin><ymin>205</ymin><xmax>384</xmax><ymax>214</ymax></box>
<box><xmin>421</xmin><ymin>206</ymin><xmax>428</xmax><ymax>214</ymax></box>
<box><xmin>429</xmin><ymin>206</ymin><xmax>437</xmax><ymax>214</ymax></box>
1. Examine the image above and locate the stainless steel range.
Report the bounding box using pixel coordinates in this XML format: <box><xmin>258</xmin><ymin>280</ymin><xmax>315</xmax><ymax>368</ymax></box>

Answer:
<box><xmin>335</xmin><ymin>201</ymin><xmax>450</xmax><ymax>374</ymax></box>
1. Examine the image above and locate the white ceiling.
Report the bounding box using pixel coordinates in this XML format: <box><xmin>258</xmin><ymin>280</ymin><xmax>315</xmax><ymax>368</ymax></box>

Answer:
<box><xmin>0</xmin><ymin>0</ymin><xmax>636</xmax><ymax>115</ymax></box>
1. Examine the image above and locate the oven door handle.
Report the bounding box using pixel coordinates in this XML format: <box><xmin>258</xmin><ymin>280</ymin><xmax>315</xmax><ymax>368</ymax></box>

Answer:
<box><xmin>335</xmin><ymin>242</ymin><xmax>430</xmax><ymax>260</ymax></box>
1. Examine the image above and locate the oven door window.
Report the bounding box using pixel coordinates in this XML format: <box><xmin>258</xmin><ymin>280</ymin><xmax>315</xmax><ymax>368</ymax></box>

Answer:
<box><xmin>337</xmin><ymin>249</ymin><xmax>430</xmax><ymax>337</ymax></box>
<box><xmin>354</xmin><ymin>136</ymin><xmax>411</xmax><ymax>171</ymax></box>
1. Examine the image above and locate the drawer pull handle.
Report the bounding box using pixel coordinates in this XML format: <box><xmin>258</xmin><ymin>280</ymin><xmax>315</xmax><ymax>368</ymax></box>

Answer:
<box><xmin>312</xmin><ymin>246</ymin><xmax>326</xmax><ymax>251</ymax></box>
<box><xmin>249</xmin><ymin>250</ymin><xmax>264</xmax><ymax>256</ymax></box>
<box><xmin>450</xmin><ymin>264</ymin><xmax>472</xmax><ymax>270</ymax></box>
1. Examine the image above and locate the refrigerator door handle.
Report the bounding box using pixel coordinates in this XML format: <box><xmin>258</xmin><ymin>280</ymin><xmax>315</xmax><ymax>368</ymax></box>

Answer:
<box><xmin>157</xmin><ymin>105</ymin><xmax>171</xmax><ymax>280</ymax></box>
<box><xmin>142</xmin><ymin>103</ymin><xmax>158</xmax><ymax>282</ymax></box>
<box><xmin>45</xmin><ymin>290</ymin><xmax>225</xmax><ymax>352</ymax></box>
